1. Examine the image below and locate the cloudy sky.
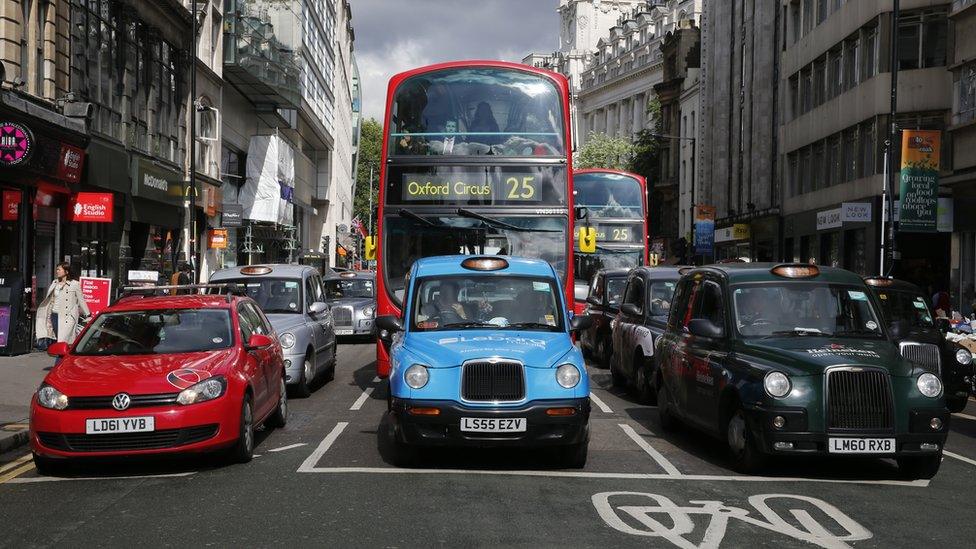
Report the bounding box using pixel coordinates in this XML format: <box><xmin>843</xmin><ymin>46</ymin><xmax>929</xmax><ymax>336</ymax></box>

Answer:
<box><xmin>352</xmin><ymin>0</ymin><xmax>560</xmax><ymax>122</ymax></box>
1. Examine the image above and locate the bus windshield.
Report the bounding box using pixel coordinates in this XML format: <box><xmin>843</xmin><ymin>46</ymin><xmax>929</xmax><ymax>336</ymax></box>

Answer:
<box><xmin>389</xmin><ymin>67</ymin><xmax>565</xmax><ymax>157</ymax></box>
<box><xmin>573</xmin><ymin>172</ymin><xmax>644</xmax><ymax>218</ymax></box>
<box><xmin>384</xmin><ymin>215</ymin><xmax>567</xmax><ymax>304</ymax></box>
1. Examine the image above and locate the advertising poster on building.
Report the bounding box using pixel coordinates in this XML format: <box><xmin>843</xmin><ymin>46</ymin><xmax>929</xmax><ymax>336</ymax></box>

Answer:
<box><xmin>898</xmin><ymin>130</ymin><xmax>940</xmax><ymax>233</ymax></box>
<box><xmin>0</xmin><ymin>305</ymin><xmax>10</xmax><ymax>347</ymax></box>
<box><xmin>79</xmin><ymin>277</ymin><xmax>112</xmax><ymax>316</ymax></box>
<box><xmin>694</xmin><ymin>205</ymin><xmax>716</xmax><ymax>256</ymax></box>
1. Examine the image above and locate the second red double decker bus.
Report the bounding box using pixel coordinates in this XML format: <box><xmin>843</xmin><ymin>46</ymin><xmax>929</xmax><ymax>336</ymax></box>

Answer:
<box><xmin>373</xmin><ymin>61</ymin><xmax>576</xmax><ymax>377</ymax></box>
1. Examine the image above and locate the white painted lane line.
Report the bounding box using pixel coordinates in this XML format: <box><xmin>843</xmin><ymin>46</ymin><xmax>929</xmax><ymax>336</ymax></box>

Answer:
<box><xmin>952</xmin><ymin>412</ymin><xmax>976</xmax><ymax>421</ymax></box>
<box><xmin>589</xmin><ymin>392</ymin><xmax>613</xmax><ymax>414</ymax></box>
<box><xmin>618</xmin><ymin>423</ymin><xmax>681</xmax><ymax>477</ymax></box>
<box><xmin>295</xmin><ymin>466</ymin><xmax>928</xmax><ymax>486</ymax></box>
<box><xmin>0</xmin><ymin>454</ymin><xmax>32</xmax><ymax>474</ymax></box>
<box><xmin>297</xmin><ymin>422</ymin><xmax>348</xmax><ymax>472</ymax></box>
<box><xmin>7</xmin><ymin>472</ymin><xmax>196</xmax><ymax>484</ymax></box>
<box><xmin>945</xmin><ymin>450</ymin><xmax>976</xmax><ymax>467</ymax></box>
<box><xmin>267</xmin><ymin>443</ymin><xmax>308</xmax><ymax>453</ymax></box>
<box><xmin>350</xmin><ymin>377</ymin><xmax>381</xmax><ymax>411</ymax></box>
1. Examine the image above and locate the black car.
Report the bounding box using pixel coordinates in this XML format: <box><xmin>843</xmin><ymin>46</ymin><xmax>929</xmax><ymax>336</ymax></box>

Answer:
<box><xmin>609</xmin><ymin>266</ymin><xmax>684</xmax><ymax>403</ymax></box>
<box><xmin>580</xmin><ymin>268</ymin><xmax>629</xmax><ymax>368</ymax></box>
<box><xmin>324</xmin><ymin>271</ymin><xmax>377</xmax><ymax>339</ymax></box>
<box><xmin>865</xmin><ymin>277</ymin><xmax>973</xmax><ymax>413</ymax></box>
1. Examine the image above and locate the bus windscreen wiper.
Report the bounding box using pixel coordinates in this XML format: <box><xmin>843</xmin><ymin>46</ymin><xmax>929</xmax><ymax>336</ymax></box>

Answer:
<box><xmin>456</xmin><ymin>208</ymin><xmax>561</xmax><ymax>233</ymax></box>
<box><xmin>594</xmin><ymin>245</ymin><xmax>640</xmax><ymax>253</ymax></box>
<box><xmin>398</xmin><ymin>209</ymin><xmax>481</xmax><ymax>231</ymax></box>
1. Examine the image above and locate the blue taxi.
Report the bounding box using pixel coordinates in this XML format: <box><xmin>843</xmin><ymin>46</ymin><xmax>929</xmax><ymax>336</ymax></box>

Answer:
<box><xmin>376</xmin><ymin>256</ymin><xmax>593</xmax><ymax>467</ymax></box>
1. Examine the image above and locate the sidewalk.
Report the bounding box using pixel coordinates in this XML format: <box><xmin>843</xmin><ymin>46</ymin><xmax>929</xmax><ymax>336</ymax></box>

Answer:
<box><xmin>0</xmin><ymin>352</ymin><xmax>52</xmax><ymax>453</ymax></box>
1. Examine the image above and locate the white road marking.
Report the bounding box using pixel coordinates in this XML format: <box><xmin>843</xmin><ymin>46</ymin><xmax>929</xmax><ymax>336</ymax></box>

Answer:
<box><xmin>267</xmin><ymin>443</ymin><xmax>308</xmax><ymax>453</ymax></box>
<box><xmin>944</xmin><ymin>450</ymin><xmax>976</xmax><ymax>467</ymax></box>
<box><xmin>952</xmin><ymin>412</ymin><xmax>976</xmax><ymax>421</ymax></box>
<box><xmin>0</xmin><ymin>454</ymin><xmax>32</xmax><ymax>474</ymax></box>
<box><xmin>294</xmin><ymin>466</ymin><xmax>928</xmax><ymax>486</ymax></box>
<box><xmin>297</xmin><ymin>422</ymin><xmax>348</xmax><ymax>472</ymax></box>
<box><xmin>350</xmin><ymin>377</ymin><xmax>381</xmax><ymax>411</ymax></box>
<box><xmin>618</xmin><ymin>423</ymin><xmax>681</xmax><ymax>477</ymax></box>
<box><xmin>589</xmin><ymin>392</ymin><xmax>613</xmax><ymax>414</ymax></box>
<box><xmin>7</xmin><ymin>472</ymin><xmax>196</xmax><ymax>484</ymax></box>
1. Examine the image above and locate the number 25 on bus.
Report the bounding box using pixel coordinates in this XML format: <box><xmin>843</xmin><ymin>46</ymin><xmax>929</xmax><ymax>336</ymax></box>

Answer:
<box><xmin>368</xmin><ymin>60</ymin><xmax>577</xmax><ymax>377</ymax></box>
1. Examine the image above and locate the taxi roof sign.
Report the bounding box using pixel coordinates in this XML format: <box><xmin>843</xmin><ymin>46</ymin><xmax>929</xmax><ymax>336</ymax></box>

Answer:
<box><xmin>460</xmin><ymin>257</ymin><xmax>509</xmax><ymax>271</ymax></box>
<box><xmin>240</xmin><ymin>266</ymin><xmax>272</xmax><ymax>275</ymax></box>
<box><xmin>339</xmin><ymin>271</ymin><xmax>357</xmax><ymax>278</ymax></box>
<box><xmin>770</xmin><ymin>264</ymin><xmax>820</xmax><ymax>279</ymax></box>
<box><xmin>864</xmin><ymin>277</ymin><xmax>895</xmax><ymax>287</ymax></box>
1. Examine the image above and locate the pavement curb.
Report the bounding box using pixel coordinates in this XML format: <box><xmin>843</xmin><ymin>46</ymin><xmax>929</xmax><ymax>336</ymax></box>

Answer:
<box><xmin>0</xmin><ymin>422</ymin><xmax>30</xmax><ymax>455</ymax></box>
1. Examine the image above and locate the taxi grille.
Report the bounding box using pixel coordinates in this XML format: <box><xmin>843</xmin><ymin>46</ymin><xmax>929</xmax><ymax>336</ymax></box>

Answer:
<box><xmin>899</xmin><ymin>342</ymin><xmax>941</xmax><ymax>376</ymax></box>
<box><xmin>826</xmin><ymin>369</ymin><xmax>894</xmax><ymax>431</ymax></box>
<box><xmin>38</xmin><ymin>425</ymin><xmax>218</xmax><ymax>452</ymax></box>
<box><xmin>461</xmin><ymin>361</ymin><xmax>525</xmax><ymax>402</ymax></box>
<box><xmin>332</xmin><ymin>306</ymin><xmax>353</xmax><ymax>327</ymax></box>
<box><xmin>67</xmin><ymin>393</ymin><xmax>180</xmax><ymax>410</ymax></box>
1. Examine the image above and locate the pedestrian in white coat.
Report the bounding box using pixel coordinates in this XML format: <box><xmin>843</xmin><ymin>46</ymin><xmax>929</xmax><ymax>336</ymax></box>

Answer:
<box><xmin>35</xmin><ymin>262</ymin><xmax>90</xmax><ymax>347</ymax></box>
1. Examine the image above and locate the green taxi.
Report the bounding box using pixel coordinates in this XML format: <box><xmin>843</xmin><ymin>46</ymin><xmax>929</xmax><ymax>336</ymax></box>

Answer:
<box><xmin>655</xmin><ymin>263</ymin><xmax>949</xmax><ymax>478</ymax></box>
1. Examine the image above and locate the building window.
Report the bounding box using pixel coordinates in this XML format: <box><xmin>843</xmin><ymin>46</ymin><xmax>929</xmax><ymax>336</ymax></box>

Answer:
<box><xmin>861</xmin><ymin>26</ymin><xmax>877</xmax><ymax>81</ymax></box>
<box><xmin>829</xmin><ymin>135</ymin><xmax>842</xmax><ymax>186</ymax></box>
<box><xmin>813</xmin><ymin>57</ymin><xmax>825</xmax><ymax>107</ymax></box>
<box><xmin>958</xmin><ymin>66</ymin><xmax>976</xmax><ymax>125</ymax></box>
<box><xmin>801</xmin><ymin>68</ymin><xmax>812</xmax><ymax>113</ymax></box>
<box><xmin>35</xmin><ymin>0</ymin><xmax>47</xmax><ymax>96</ymax></box>
<box><xmin>899</xmin><ymin>10</ymin><xmax>948</xmax><ymax>71</ymax></box>
<box><xmin>803</xmin><ymin>0</ymin><xmax>813</xmax><ymax>34</ymax></box>
<box><xmin>812</xmin><ymin>142</ymin><xmax>825</xmax><ymax>191</ymax></box>
<box><xmin>789</xmin><ymin>153</ymin><xmax>799</xmax><ymax>197</ymax></box>
<box><xmin>799</xmin><ymin>147</ymin><xmax>812</xmax><ymax>194</ymax></box>
<box><xmin>843</xmin><ymin>36</ymin><xmax>859</xmax><ymax>91</ymax></box>
<box><xmin>843</xmin><ymin>128</ymin><xmax>857</xmax><ymax>181</ymax></box>
<box><xmin>828</xmin><ymin>47</ymin><xmax>843</xmax><ymax>99</ymax></box>
<box><xmin>21</xmin><ymin>0</ymin><xmax>32</xmax><ymax>87</ymax></box>
<box><xmin>859</xmin><ymin>120</ymin><xmax>876</xmax><ymax>178</ymax></box>
<box><xmin>817</xmin><ymin>0</ymin><xmax>827</xmax><ymax>24</ymax></box>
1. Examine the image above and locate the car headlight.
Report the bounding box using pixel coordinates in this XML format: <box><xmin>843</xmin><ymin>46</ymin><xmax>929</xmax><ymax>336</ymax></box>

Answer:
<box><xmin>177</xmin><ymin>376</ymin><xmax>227</xmax><ymax>405</ymax></box>
<box><xmin>37</xmin><ymin>384</ymin><xmax>68</xmax><ymax>410</ymax></box>
<box><xmin>556</xmin><ymin>364</ymin><xmax>581</xmax><ymax>389</ymax></box>
<box><xmin>956</xmin><ymin>348</ymin><xmax>973</xmax><ymax>366</ymax></box>
<box><xmin>280</xmin><ymin>332</ymin><xmax>296</xmax><ymax>349</ymax></box>
<box><xmin>916</xmin><ymin>373</ymin><xmax>942</xmax><ymax>398</ymax></box>
<box><xmin>763</xmin><ymin>371</ymin><xmax>791</xmax><ymax>398</ymax></box>
<box><xmin>404</xmin><ymin>364</ymin><xmax>429</xmax><ymax>389</ymax></box>
<box><xmin>363</xmin><ymin>306</ymin><xmax>375</xmax><ymax>318</ymax></box>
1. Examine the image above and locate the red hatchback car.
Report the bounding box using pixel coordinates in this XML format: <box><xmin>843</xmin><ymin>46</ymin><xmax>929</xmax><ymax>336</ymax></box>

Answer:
<box><xmin>30</xmin><ymin>290</ymin><xmax>287</xmax><ymax>473</ymax></box>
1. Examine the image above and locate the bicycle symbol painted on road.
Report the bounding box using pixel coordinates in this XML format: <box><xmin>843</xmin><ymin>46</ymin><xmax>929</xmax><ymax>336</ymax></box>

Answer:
<box><xmin>592</xmin><ymin>491</ymin><xmax>872</xmax><ymax>549</ymax></box>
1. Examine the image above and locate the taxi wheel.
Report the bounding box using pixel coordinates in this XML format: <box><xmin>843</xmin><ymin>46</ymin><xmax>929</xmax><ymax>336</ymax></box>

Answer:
<box><xmin>597</xmin><ymin>338</ymin><xmax>612</xmax><ymax>370</ymax></box>
<box><xmin>564</xmin><ymin>441</ymin><xmax>589</xmax><ymax>469</ymax></box>
<box><xmin>657</xmin><ymin>383</ymin><xmax>679</xmax><ymax>432</ymax></box>
<box><xmin>726</xmin><ymin>407</ymin><xmax>766</xmax><ymax>474</ymax></box>
<box><xmin>947</xmin><ymin>395</ymin><xmax>967</xmax><ymax>414</ymax></box>
<box><xmin>634</xmin><ymin>357</ymin><xmax>657</xmax><ymax>405</ymax></box>
<box><xmin>391</xmin><ymin>428</ymin><xmax>420</xmax><ymax>468</ymax></box>
<box><xmin>609</xmin><ymin>357</ymin><xmax>627</xmax><ymax>388</ymax></box>
<box><xmin>229</xmin><ymin>396</ymin><xmax>255</xmax><ymax>464</ymax></box>
<box><xmin>291</xmin><ymin>354</ymin><xmax>314</xmax><ymax>398</ymax></box>
<box><xmin>324</xmin><ymin>357</ymin><xmax>336</xmax><ymax>383</ymax></box>
<box><xmin>266</xmin><ymin>377</ymin><xmax>288</xmax><ymax>429</ymax></box>
<box><xmin>897</xmin><ymin>454</ymin><xmax>942</xmax><ymax>480</ymax></box>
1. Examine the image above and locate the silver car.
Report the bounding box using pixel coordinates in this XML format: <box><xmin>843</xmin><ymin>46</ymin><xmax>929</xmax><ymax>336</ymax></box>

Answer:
<box><xmin>210</xmin><ymin>264</ymin><xmax>337</xmax><ymax>397</ymax></box>
<box><xmin>324</xmin><ymin>271</ymin><xmax>376</xmax><ymax>339</ymax></box>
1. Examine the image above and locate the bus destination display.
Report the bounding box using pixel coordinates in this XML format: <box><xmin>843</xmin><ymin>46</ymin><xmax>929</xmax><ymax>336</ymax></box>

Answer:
<box><xmin>402</xmin><ymin>172</ymin><xmax>541</xmax><ymax>202</ymax></box>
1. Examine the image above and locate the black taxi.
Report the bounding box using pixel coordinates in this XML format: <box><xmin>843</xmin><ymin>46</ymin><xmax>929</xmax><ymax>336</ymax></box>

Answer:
<box><xmin>655</xmin><ymin>263</ymin><xmax>949</xmax><ymax>478</ymax></box>
<box><xmin>580</xmin><ymin>268</ymin><xmax>629</xmax><ymax>368</ymax></box>
<box><xmin>864</xmin><ymin>277</ymin><xmax>973</xmax><ymax>413</ymax></box>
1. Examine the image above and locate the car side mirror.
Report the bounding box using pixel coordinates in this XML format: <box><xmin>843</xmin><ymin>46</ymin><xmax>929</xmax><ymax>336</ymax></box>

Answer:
<box><xmin>246</xmin><ymin>333</ymin><xmax>274</xmax><ymax>350</ymax></box>
<box><xmin>586</xmin><ymin>295</ymin><xmax>601</xmax><ymax>307</ymax></box>
<box><xmin>687</xmin><ymin>318</ymin><xmax>723</xmax><ymax>339</ymax></box>
<box><xmin>47</xmin><ymin>342</ymin><xmax>69</xmax><ymax>357</ymax></box>
<box><xmin>376</xmin><ymin>315</ymin><xmax>404</xmax><ymax>334</ymax></box>
<box><xmin>621</xmin><ymin>303</ymin><xmax>641</xmax><ymax>317</ymax></box>
<box><xmin>935</xmin><ymin>317</ymin><xmax>951</xmax><ymax>334</ymax></box>
<box><xmin>569</xmin><ymin>314</ymin><xmax>593</xmax><ymax>333</ymax></box>
<box><xmin>888</xmin><ymin>319</ymin><xmax>911</xmax><ymax>340</ymax></box>
<box><xmin>309</xmin><ymin>301</ymin><xmax>328</xmax><ymax>315</ymax></box>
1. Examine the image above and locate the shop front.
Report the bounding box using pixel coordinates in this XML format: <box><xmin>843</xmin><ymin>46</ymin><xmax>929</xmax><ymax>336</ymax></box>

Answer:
<box><xmin>126</xmin><ymin>156</ymin><xmax>185</xmax><ymax>286</ymax></box>
<box><xmin>714</xmin><ymin>224</ymin><xmax>751</xmax><ymax>261</ymax></box>
<box><xmin>783</xmin><ymin>199</ymin><xmax>878</xmax><ymax>275</ymax></box>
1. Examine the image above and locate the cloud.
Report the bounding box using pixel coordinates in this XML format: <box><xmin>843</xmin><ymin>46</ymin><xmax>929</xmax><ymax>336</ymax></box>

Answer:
<box><xmin>357</xmin><ymin>39</ymin><xmax>432</xmax><ymax>125</ymax></box>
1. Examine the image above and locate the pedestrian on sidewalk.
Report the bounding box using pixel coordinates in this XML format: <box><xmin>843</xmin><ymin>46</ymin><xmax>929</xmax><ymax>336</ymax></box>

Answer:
<box><xmin>35</xmin><ymin>262</ymin><xmax>91</xmax><ymax>350</ymax></box>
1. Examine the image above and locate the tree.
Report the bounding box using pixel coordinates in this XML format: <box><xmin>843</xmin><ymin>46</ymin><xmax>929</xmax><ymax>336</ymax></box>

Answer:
<box><xmin>353</xmin><ymin>118</ymin><xmax>382</xmax><ymax>234</ymax></box>
<box><xmin>575</xmin><ymin>132</ymin><xmax>634</xmax><ymax>170</ymax></box>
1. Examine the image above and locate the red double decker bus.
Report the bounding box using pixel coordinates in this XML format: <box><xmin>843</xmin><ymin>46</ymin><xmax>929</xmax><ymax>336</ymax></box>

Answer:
<box><xmin>373</xmin><ymin>61</ymin><xmax>576</xmax><ymax>377</ymax></box>
<box><xmin>571</xmin><ymin>169</ymin><xmax>649</xmax><ymax>315</ymax></box>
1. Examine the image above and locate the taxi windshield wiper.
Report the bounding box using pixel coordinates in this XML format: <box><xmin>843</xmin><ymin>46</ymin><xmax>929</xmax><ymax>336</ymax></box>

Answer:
<box><xmin>761</xmin><ymin>327</ymin><xmax>824</xmax><ymax>338</ymax></box>
<box><xmin>441</xmin><ymin>321</ymin><xmax>498</xmax><ymax>329</ymax></box>
<box><xmin>456</xmin><ymin>208</ymin><xmax>561</xmax><ymax>233</ymax></box>
<box><xmin>507</xmin><ymin>321</ymin><xmax>557</xmax><ymax>330</ymax></box>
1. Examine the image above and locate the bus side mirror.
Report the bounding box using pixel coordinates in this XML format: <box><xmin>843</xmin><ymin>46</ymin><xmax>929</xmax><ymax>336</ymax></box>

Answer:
<box><xmin>365</xmin><ymin>236</ymin><xmax>377</xmax><ymax>261</ymax></box>
<box><xmin>574</xmin><ymin>206</ymin><xmax>588</xmax><ymax>220</ymax></box>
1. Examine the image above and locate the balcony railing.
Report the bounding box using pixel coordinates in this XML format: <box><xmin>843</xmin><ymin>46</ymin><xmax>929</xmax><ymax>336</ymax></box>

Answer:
<box><xmin>223</xmin><ymin>4</ymin><xmax>302</xmax><ymax>108</ymax></box>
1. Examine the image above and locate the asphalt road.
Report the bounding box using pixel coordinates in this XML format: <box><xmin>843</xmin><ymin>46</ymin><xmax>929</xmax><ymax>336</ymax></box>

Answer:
<box><xmin>2</xmin><ymin>342</ymin><xmax>976</xmax><ymax>548</ymax></box>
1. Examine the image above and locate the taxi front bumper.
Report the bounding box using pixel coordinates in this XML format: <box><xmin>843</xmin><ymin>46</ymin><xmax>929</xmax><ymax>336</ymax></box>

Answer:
<box><xmin>391</xmin><ymin>397</ymin><xmax>590</xmax><ymax>448</ymax></box>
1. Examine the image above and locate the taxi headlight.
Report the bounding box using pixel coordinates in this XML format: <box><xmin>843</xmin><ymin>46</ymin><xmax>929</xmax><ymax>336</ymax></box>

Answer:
<box><xmin>363</xmin><ymin>306</ymin><xmax>375</xmax><ymax>318</ymax></box>
<box><xmin>916</xmin><ymin>373</ymin><xmax>942</xmax><ymax>398</ymax></box>
<box><xmin>177</xmin><ymin>376</ymin><xmax>227</xmax><ymax>405</ymax></box>
<box><xmin>955</xmin><ymin>348</ymin><xmax>973</xmax><ymax>366</ymax></box>
<box><xmin>556</xmin><ymin>364</ymin><xmax>581</xmax><ymax>389</ymax></box>
<box><xmin>37</xmin><ymin>384</ymin><xmax>68</xmax><ymax>410</ymax></box>
<box><xmin>763</xmin><ymin>371</ymin><xmax>791</xmax><ymax>398</ymax></box>
<box><xmin>280</xmin><ymin>332</ymin><xmax>296</xmax><ymax>349</ymax></box>
<box><xmin>404</xmin><ymin>364</ymin><xmax>429</xmax><ymax>389</ymax></box>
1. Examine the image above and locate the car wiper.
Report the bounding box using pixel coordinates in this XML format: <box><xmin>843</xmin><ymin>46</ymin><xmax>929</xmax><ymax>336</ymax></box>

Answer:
<box><xmin>831</xmin><ymin>330</ymin><xmax>881</xmax><ymax>337</ymax></box>
<box><xmin>761</xmin><ymin>327</ymin><xmax>824</xmax><ymax>338</ymax></box>
<box><xmin>456</xmin><ymin>208</ymin><xmax>561</xmax><ymax>233</ymax></box>
<box><xmin>441</xmin><ymin>321</ymin><xmax>499</xmax><ymax>329</ymax></box>
<box><xmin>507</xmin><ymin>322</ymin><xmax>557</xmax><ymax>330</ymax></box>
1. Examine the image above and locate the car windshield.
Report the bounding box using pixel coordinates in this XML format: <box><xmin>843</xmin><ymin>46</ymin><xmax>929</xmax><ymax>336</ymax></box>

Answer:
<box><xmin>74</xmin><ymin>309</ymin><xmax>233</xmax><ymax>355</ymax></box>
<box><xmin>411</xmin><ymin>275</ymin><xmax>563</xmax><ymax>332</ymax></box>
<box><xmin>214</xmin><ymin>278</ymin><xmax>303</xmax><ymax>314</ymax></box>
<box><xmin>325</xmin><ymin>278</ymin><xmax>375</xmax><ymax>299</ymax></box>
<box><xmin>648</xmin><ymin>280</ymin><xmax>678</xmax><ymax>319</ymax></box>
<box><xmin>606</xmin><ymin>277</ymin><xmax>628</xmax><ymax>307</ymax></box>
<box><xmin>731</xmin><ymin>282</ymin><xmax>884</xmax><ymax>338</ymax></box>
<box><xmin>873</xmin><ymin>289</ymin><xmax>935</xmax><ymax>328</ymax></box>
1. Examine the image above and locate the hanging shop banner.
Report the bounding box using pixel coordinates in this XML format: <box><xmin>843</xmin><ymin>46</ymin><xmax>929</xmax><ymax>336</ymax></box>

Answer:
<box><xmin>68</xmin><ymin>192</ymin><xmax>114</xmax><ymax>222</ymax></box>
<box><xmin>79</xmin><ymin>277</ymin><xmax>112</xmax><ymax>316</ymax></box>
<box><xmin>693</xmin><ymin>205</ymin><xmax>716</xmax><ymax>255</ymax></box>
<box><xmin>222</xmin><ymin>203</ymin><xmax>243</xmax><ymax>227</ymax></box>
<box><xmin>898</xmin><ymin>130</ymin><xmax>940</xmax><ymax>233</ymax></box>
<box><xmin>57</xmin><ymin>143</ymin><xmax>85</xmax><ymax>183</ymax></box>
<box><xmin>0</xmin><ymin>122</ymin><xmax>33</xmax><ymax>166</ymax></box>
<box><xmin>2</xmin><ymin>190</ymin><xmax>21</xmax><ymax>221</ymax></box>
<box><xmin>890</xmin><ymin>197</ymin><xmax>953</xmax><ymax>233</ymax></box>
<box><xmin>208</xmin><ymin>229</ymin><xmax>229</xmax><ymax>249</ymax></box>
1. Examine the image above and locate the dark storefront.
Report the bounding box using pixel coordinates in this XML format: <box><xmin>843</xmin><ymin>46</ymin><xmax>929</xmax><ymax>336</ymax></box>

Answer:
<box><xmin>125</xmin><ymin>156</ymin><xmax>186</xmax><ymax>285</ymax></box>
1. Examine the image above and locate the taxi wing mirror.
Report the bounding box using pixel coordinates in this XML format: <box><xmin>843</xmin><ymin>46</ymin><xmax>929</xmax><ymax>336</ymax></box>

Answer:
<box><xmin>47</xmin><ymin>342</ymin><xmax>69</xmax><ymax>357</ymax></box>
<box><xmin>376</xmin><ymin>315</ymin><xmax>404</xmax><ymax>334</ymax></box>
<box><xmin>586</xmin><ymin>295</ymin><xmax>602</xmax><ymax>307</ymax></box>
<box><xmin>246</xmin><ymin>333</ymin><xmax>274</xmax><ymax>350</ymax></box>
<box><xmin>569</xmin><ymin>314</ymin><xmax>593</xmax><ymax>333</ymax></box>
<box><xmin>688</xmin><ymin>318</ymin><xmax>723</xmax><ymax>339</ymax></box>
<box><xmin>309</xmin><ymin>301</ymin><xmax>328</xmax><ymax>315</ymax></box>
<box><xmin>621</xmin><ymin>303</ymin><xmax>642</xmax><ymax>317</ymax></box>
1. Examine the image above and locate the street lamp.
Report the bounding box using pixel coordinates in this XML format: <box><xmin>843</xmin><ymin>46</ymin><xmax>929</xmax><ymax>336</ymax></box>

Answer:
<box><xmin>880</xmin><ymin>0</ymin><xmax>901</xmax><ymax>276</ymax></box>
